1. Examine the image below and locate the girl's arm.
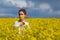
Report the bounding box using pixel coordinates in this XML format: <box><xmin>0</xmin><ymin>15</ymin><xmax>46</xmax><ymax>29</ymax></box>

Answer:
<box><xmin>26</xmin><ymin>22</ymin><xmax>31</xmax><ymax>29</ymax></box>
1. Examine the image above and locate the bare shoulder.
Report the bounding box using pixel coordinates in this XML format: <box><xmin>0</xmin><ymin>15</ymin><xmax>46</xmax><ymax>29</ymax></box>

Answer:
<box><xmin>14</xmin><ymin>20</ymin><xmax>20</xmax><ymax>25</ymax></box>
<box><xmin>14</xmin><ymin>21</ymin><xmax>18</xmax><ymax>23</ymax></box>
<box><xmin>25</xmin><ymin>22</ymin><xmax>29</xmax><ymax>25</ymax></box>
<box><xmin>14</xmin><ymin>20</ymin><xmax>20</xmax><ymax>27</ymax></box>
<box><xmin>14</xmin><ymin>20</ymin><xmax>19</xmax><ymax>23</ymax></box>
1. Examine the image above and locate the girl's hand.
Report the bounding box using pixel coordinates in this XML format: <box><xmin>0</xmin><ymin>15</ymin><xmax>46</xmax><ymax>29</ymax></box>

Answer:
<box><xmin>22</xmin><ymin>19</ymin><xmax>25</xmax><ymax>25</ymax></box>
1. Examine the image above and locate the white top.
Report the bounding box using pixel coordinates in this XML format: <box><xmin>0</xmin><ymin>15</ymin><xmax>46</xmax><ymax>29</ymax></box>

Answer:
<box><xmin>14</xmin><ymin>21</ymin><xmax>30</xmax><ymax>29</ymax></box>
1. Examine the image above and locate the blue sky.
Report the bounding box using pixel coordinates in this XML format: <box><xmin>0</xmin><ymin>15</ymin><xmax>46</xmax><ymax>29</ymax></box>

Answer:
<box><xmin>0</xmin><ymin>0</ymin><xmax>60</xmax><ymax>18</ymax></box>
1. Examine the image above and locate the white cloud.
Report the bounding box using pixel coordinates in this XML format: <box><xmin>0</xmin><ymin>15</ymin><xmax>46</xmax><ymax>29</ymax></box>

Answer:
<box><xmin>39</xmin><ymin>3</ymin><xmax>60</xmax><ymax>15</ymax></box>
<box><xmin>52</xmin><ymin>11</ymin><xmax>60</xmax><ymax>15</ymax></box>
<box><xmin>1</xmin><ymin>0</ymin><xmax>35</xmax><ymax>8</ymax></box>
<box><xmin>0</xmin><ymin>13</ymin><xmax>16</xmax><ymax>17</ymax></box>
<box><xmin>14</xmin><ymin>1</ymin><xmax>27</xmax><ymax>8</ymax></box>
<box><xmin>28</xmin><ymin>1</ymin><xmax>34</xmax><ymax>8</ymax></box>
<box><xmin>40</xmin><ymin>3</ymin><xmax>50</xmax><ymax>10</ymax></box>
<box><xmin>39</xmin><ymin>3</ymin><xmax>53</xmax><ymax>13</ymax></box>
<box><xmin>3</xmin><ymin>0</ymin><xmax>35</xmax><ymax>8</ymax></box>
<box><xmin>5</xmin><ymin>0</ymin><xmax>27</xmax><ymax>8</ymax></box>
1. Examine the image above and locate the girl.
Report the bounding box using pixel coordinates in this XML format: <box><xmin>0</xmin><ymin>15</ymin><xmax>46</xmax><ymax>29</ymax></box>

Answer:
<box><xmin>14</xmin><ymin>9</ymin><xmax>30</xmax><ymax>34</ymax></box>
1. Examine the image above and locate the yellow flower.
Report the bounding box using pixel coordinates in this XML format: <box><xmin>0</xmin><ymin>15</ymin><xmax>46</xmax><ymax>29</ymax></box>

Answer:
<box><xmin>19</xmin><ymin>15</ymin><xmax>24</xmax><ymax>19</ymax></box>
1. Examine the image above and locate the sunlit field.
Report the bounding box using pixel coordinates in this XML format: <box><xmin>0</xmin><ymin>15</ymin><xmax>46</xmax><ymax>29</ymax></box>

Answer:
<box><xmin>0</xmin><ymin>18</ymin><xmax>60</xmax><ymax>40</ymax></box>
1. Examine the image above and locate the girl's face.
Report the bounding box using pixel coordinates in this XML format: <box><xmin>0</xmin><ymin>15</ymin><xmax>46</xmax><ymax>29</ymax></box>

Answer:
<box><xmin>19</xmin><ymin>11</ymin><xmax>25</xmax><ymax>19</ymax></box>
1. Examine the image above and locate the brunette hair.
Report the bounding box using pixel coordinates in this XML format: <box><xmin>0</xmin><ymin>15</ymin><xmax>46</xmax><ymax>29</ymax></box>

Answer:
<box><xmin>18</xmin><ymin>9</ymin><xmax>26</xmax><ymax>15</ymax></box>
